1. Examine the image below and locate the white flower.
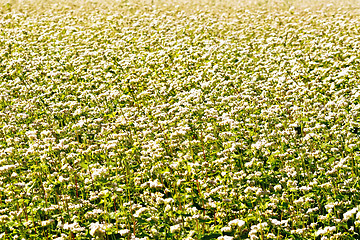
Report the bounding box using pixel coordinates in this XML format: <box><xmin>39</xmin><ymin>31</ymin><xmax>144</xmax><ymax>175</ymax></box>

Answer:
<box><xmin>119</xmin><ymin>229</ymin><xmax>130</xmax><ymax>236</ymax></box>
<box><xmin>150</xmin><ymin>228</ymin><xmax>158</xmax><ymax>236</ymax></box>
<box><xmin>221</xmin><ymin>226</ymin><xmax>232</xmax><ymax>233</ymax></box>
<box><xmin>63</xmin><ymin>222</ymin><xmax>85</xmax><ymax>233</ymax></box>
<box><xmin>134</xmin><ymin>207</ymin><xmax>147</xmax><ymax>217</ymax></box>
<box><xmin>267</xmin><ymin>233</ymin><xmax>276</xmax><ymax>239</ymax></box>
<box><xmin>325</xmin><ymin>203</ymin><xmax>335</xmax><ymax>213</ymax></box>
<box><xmin>356</xmin><ymin>211</ymin><xmax>360</xmax><ymax>220</ymax></box>
<box><xmin>0</xmin><ymin>165</ymin><xmax>16</xmax><ymax>173</ymax></box>
<box><xmin>149</xmin><ymin>179</ymin><xmax>163</xmax><ymax>188</ymax></box>
<box><xmin>89</xmin><ymin>222</ymin><xmax>106</xmax><ymax>237</ymax></box>
<box><xmin>164</xmin><ymin>205</ymin><xmax>172</xmax><ymax>212</ymax></box>
<box><xmin>170</xmin><ymin>224</ymin><xmax>181</xmax><ymax>233</ymax></box>
<box><xmin>274</xmin><ymin>185</ymin><xmax>282</xmax><ymax>192</ymax></box>
<box><xmin>343</xmin><ymin>207</ymin><xmax>359</xmax><ymax>221</ymax></box>
<box><xmin>40</xmin><ymin>219</ymin><xmax>54</xmax><ymax>227</ymax></box>
<box><xmin>91</xmin><ymin>167</ymin><xmax>108</xmax><ymax>179</ymax></box>
<box><xmin>0</xmin><ymin>215</ymin><xmax>9</xmax><ymax>224</ymax></box>
<box><xmin>217</xmin><ymin>236</ymin><xmax>234</xmax><ymax>240</ymax></box>
<box><xmin>53</xmin><ymin>236</ymin><xmax>66</xmax><ymax>240</ymax></box>
<box><xmin>228</xmin><ymin>219</ymin><xmax>245</xmax><ymax>228</ymax></box>
<box><xmin>315</xmin><ymin>226</ymin><xmax>336</xmax><ymax>236</ymax></box>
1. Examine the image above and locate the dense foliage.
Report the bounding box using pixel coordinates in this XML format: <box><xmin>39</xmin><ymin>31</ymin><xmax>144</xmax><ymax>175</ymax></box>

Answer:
<box><xmin>0</xmin><ymin>1</ymin><xmax>360</xmax><ymax>239</ymax></box>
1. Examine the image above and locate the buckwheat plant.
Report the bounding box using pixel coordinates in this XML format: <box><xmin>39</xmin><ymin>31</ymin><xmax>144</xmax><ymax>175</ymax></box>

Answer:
<box><xmin>0</xmin><ymin>0</ymin><xmax>359</xmax><ymax>239</ymax></box>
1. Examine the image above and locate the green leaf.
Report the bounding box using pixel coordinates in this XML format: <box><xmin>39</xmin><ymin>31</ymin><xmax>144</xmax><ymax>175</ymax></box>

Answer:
<box><xmin>79</xmin><ymin>161</ymin><xmax>89</xmax><ymax>170</ymax></box>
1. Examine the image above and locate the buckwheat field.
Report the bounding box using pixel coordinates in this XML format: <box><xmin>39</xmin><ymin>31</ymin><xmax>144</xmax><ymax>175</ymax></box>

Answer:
<box><xmin>1</xmin><ymin>0</ymin><xmax>360</xmax><ymax>239</ymax></box>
